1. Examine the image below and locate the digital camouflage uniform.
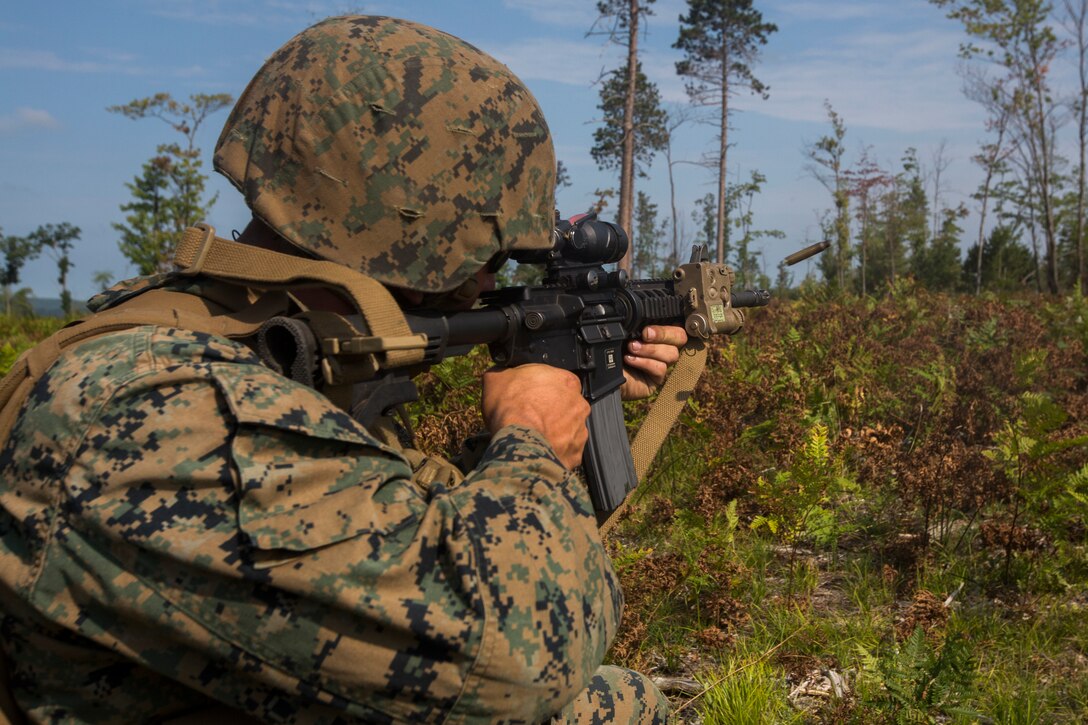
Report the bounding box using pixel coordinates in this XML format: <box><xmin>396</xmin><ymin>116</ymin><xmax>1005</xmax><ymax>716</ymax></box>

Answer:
<box><xmin>0</xmin><ymin>276</ymin><xmax>668</xmax><ymax>723</ymax></box>
<box><xmin>0</xmin><ymin>14</ymin><xmax>671</xmax><ymax>723</ymax></box>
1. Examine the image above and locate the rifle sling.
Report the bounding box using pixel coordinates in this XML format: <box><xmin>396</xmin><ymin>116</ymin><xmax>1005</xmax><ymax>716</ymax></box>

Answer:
<box><xmin>174</xmin><ymin>225</ymin><xmax>426</xmax><ymax>370</ymax></box>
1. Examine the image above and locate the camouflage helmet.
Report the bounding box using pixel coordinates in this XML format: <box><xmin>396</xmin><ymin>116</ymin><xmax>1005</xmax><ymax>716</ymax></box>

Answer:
<box><xmin>214</xmin><ymin>15</ymin><xmax>556</xmax><ymax>293</ymax></box>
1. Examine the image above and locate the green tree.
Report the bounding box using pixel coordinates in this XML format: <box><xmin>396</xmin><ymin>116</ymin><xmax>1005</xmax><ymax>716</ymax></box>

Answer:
<box><xmin>591</xmin><ymin>61</ymin><xmax>669</xmax><ymax>181</ymax></box>
<box><xmin>108</xmin><ymin>92</ymin><xmax>232</xmax><ymax>275</ymax></box>
<box><xmin>28</xmin><ymin>223</ymin><xmax>81</xmax><ymax>317</ymax></box>
<box><xmin>992</xmin><ymin>174</ymin><xmax>1046</xmax><ymax>290</ymax></box>
<box><xmin>691</xmin><ymin>192</ymin><xmax>718</xmax><ymax>254</ymax></box>
<box><xmin>1</xmin><ymin>229</ymin><xmax>41</xmax><ymax>316</ymax></box>
<box><xmin>556</xmin><ymin>160</ymin><xmax>572</xmax><ymax>191</ymax></box>
<box><xmin>845</xmin><ymin>148</ymin><xmax>894</xmax><ymax>296</ymax></box>
<box><xmin>634</xmin><ymin>190</ymin><xmax>668</xmax><ymax>277</ymax></box>
<box><xmin>774</xmin><ymin>258</ymin><xmax>793</xmax><ymax>296</ymax></box>
<box><xmin>1054</xmin><ymin>188</ymin><xmax>1088</xmax><ymax>290</ymax></box>
<box><xmin>592</xmin><ymin>0</ymin><xmax>658</xmax><ymax>273</ymax></box>
<box><xmin>590</xmin><ymin>187</ymin><xmax>617</xmax><ymax>216</ymax></box>
<box><xmin>806</xmin><ymin>102</ymin><xmax>852</xmax><ymax>290</ymax></box>
<box><xmin>728</xmin><ymin>170</ymin><xmax>783</xmax><ymax>288</ymax></box>
<box><xmin>1065</xmin><ymin>0</ymin><xmax>1088</xmax><ymax>294</ymax></box>
<box><xmin>932</xmin><ymin>0</ymin><xmax>1065</xmax><ymax>293</ymax></box>
<box><xmin>92</xmin><ymin>270</ymin><xmax>115</xmax><ymax>292</ymax></box>
<box><xmin>962</xmin><ymin>224</ymin><xmax>1036</xmax><ymax>290</ymax></box>
<box><xmin>963</xmin><ymin>68</ymin><xmax>1014</xmax><ymax>294</ymax></box>
<box><xmin>113</xmin><ymin>154</ymin><xmax>181</xmax><ymax>275</ymax></box>
<box><xmin>913</xmin><ymin>205</ymin><xmax>966</xmax><ymax>291</ymax></box>
<box><xmin>675</xmin><ymin>0</ymin><xmax>777</xmax><ymax>266</ymax></box>
<box><xmin>866</xmin><ymin>150</ymin><xmax>928</xmax><ymax>293</ymax></box>
<box><xmin>899</xmin><ymin>148</ymin><xmax>932</xmax><ymax>280</ymax></box>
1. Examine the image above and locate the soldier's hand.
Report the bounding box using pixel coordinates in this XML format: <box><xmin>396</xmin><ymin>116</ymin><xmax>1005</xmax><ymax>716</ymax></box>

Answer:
<box><xmin>482</xmin><ymin>364</ymin><xmax>590</xmax><ymax>469</ymax></box>
<box><xmin>620</xmin><ymin>325</ymin><xmax>690</xmax><ymax>401</ymax></box>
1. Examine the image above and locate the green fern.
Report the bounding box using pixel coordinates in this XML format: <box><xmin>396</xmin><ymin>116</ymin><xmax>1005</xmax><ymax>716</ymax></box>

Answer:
<box><xmin>802</xmin><ymin>422</ymin><xmax>830</xmax><ymax>467</ymax></box>
<box><xmin>858</xmin><ymin>628</ymin><xmax>979</xmax><ymax>724</ymax></box>
<box><xmin>984</xmin><ymin>392</ymin><xmax>1088</xmax><ymax>584</ymax></box>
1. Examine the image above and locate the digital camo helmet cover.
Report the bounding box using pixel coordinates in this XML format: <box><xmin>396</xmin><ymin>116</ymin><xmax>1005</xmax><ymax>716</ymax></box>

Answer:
<box><xmin>214</xmin><ymin>15</ymin><xmax>556</xmax><ymax>293</ymax></box>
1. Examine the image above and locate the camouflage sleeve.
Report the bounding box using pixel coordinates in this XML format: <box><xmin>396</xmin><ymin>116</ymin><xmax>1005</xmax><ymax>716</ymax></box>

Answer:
<box><xmin>0</xmin><ymin>327</ymin><xmax>620</xmax><ymax>724</ymax></box>
<box><xmin>433</xmin><ymin>424</ymin><xmax>623</xmax><ymax>722</ymax></box>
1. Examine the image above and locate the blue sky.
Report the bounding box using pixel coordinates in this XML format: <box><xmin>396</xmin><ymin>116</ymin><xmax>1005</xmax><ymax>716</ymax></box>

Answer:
<box><xmin>1</xmin><ymin>1</ymin><xmax>1005</xmax><ymax>300</ymax></box>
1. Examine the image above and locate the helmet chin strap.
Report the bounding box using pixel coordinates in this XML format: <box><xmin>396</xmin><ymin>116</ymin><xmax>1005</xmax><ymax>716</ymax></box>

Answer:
<box><xmin>174</xmin><ymin>223</ymin><xmax>428</xmax><ymax>371</ymax></box>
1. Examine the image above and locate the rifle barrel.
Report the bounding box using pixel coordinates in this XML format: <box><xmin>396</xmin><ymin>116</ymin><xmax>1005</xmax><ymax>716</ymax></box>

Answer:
<box><xmin>731</xmin><ymin>289</ymin><xmax>771</xmax><ymax>308</ymax></box>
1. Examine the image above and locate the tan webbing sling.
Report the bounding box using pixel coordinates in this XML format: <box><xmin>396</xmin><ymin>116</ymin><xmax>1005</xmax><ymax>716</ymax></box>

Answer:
<box><xmin>173</xmin><ymin>225</ymin><xmax>428</xmax><ymax>368</ymax></box>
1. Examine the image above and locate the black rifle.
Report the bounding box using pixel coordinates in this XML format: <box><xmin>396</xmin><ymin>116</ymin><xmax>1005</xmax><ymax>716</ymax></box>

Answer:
<box><xmin>257</xmin><ymin>214</ymin><xmax>770</xmax><ymax>515</ymax></box>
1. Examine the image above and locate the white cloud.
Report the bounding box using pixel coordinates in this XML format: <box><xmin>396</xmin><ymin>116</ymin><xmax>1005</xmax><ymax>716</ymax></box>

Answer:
<box><xmin>0</xmin><ymin>48</ymin><xmax>206</xmax><ymax>78</ymax></box>
<box><xmin>141</xmin><ymin>0</ymin><xmax>381</xmax><ymax>26</ymax></box>
<box><xmin>502</xmin><ymin>0</ymin><xmax>600</xmax><ymax>26</ymax></box>
<box><xmin>770</xmin><ymin>0</ymin><xmax>884</xmax><ymax>22</ymax></box>
<box><xmin>642</xmin><ymin>22</ymin><xmax>980</xmax><ymax>135</ymax></box>
<box><xmin>0</xmin><ymin>49</ymin><xmax>131</xmax><ymax>73</ymax></box>
<box><xmin>0</xmin><ymin>108</ymin><xmax>61</xmax><ymax>133</ymax></box>
<box><xmin>81</xmin><ymin>47</ymin><xmax>140</xmax><ymax>64</ymax></box>
<box><xmin>750</xmin><ymin>27</ymin><xmax>982</xmax><ymax>133</ymax></box>
<box><xmin>491</xmin><ymin>38</ymin><xmax>617</xmax><ymax>87</ymax></box>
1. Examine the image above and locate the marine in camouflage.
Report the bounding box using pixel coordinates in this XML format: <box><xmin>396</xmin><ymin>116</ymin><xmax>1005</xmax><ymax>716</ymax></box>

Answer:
<box><xmin>215</xmin><ymin>15</ymin><xmax>557</xmax><ymax>295</ymax></box>
<box><xmin>0</xmin><ymin>14</ymin><xmax>671</xmax><ymax>723</ymax></box>
<box><xmin>0</xmin><ymin>276</ymin><xmax>668</xmax><ymax>722</ymax></box>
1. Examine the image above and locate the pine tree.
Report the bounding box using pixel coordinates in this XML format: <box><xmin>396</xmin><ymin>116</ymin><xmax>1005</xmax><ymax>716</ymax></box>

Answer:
<box><xmin>112</xmin><ymin>153</ymin><xmax>180</xmax><ymax>276</ymax></box>
<box><xmin>914</xmin><ymin>205</ymin><xmax>966</xmax><ymax>291</ymax></box>
<box><xmin>900</xmin><ymin>148</ymin><xmax>931</xmax><ymax>281</ymax></box>
<box><xmin>962</xmin><ymin>224</ymin><xmax>1036</xmax><ymax>290</ymax></box>
<box><xmin>675</xmin><ymin>0</ymin><xmax>776</xmax><ymax>265</ymax></box>
<box><xmin>692</xmin><ymin>193</ymin><xmax>718</xmax><ymax>254</ymax></box>
<box><xmin>868</xmin><ymin>151</ymin><xmax>928</xmax><ymax>293</ymax></box>
<box><xmin>846</xmin><ymin>148</ymin><xmax>894</xmax><ymax>296</ymax></box>
<box><xmin>728</xmin><ymin>170</ymin><xmax>783</xmax><ymax>288</ymax></box>
<box><xmin>592</xmin><ymin>62</ymin><xmax>669</xmax><ymax>180</ymax></box>
<box><xmin>556</xmin><ymin>160</ymin><xmax>572</xmax><ymax>191</ymax></box>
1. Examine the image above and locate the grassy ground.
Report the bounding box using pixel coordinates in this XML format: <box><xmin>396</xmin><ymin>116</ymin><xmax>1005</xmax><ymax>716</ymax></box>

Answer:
<box><xmin>602</xmin><ymin>285</ymin><xmax>1088</xmax><ymax>723</ymax></box>
<box><xmin>414</xmin><ymin>284</ymin><xmax>1088</xmax><ymax>723</ymax></box>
